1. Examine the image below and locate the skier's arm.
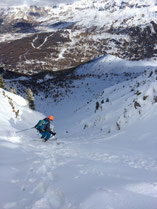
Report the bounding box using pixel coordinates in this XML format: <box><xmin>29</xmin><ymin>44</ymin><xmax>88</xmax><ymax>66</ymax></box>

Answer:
<box><xmin>51</xmin><ymin>131</ymin><xmax>56</xmax><ymax>135</ymax></box>
<box><xmin>45</xmin><ymin>123</ymin><xmax>56</xmax><ymax>135</ymax></box>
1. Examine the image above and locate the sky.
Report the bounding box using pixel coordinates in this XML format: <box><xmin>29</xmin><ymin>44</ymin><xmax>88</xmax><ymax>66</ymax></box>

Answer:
<box><xmin>0</xmin><ymin>0</ymin><xmax>78</xmax><ymax>7</ymax></box>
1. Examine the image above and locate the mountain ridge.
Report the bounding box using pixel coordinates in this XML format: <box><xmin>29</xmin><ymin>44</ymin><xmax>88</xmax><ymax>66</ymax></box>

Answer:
<box><xmin>0</xmin><ymin>0</ymin><xmax>156</xmax><ymax>75</ymax></box>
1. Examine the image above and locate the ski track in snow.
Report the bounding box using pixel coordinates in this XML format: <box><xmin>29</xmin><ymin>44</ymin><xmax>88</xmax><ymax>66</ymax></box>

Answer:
<box><xmin>2</xmin><ymin>132</ymin><xmax>157</xmax><ymax>209</ymax></box>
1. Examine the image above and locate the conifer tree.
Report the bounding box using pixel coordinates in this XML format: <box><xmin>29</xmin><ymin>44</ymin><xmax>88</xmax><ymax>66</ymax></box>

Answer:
<box><xmin>26</xmin><ymin>88</ymin><xmax>35</xmax><ymax>110</ymax></box>
<box><xmin>9</xmin><ymin>87</ymin><xmax>17</xmax><ymax>94</ymax></box>
<box><xmin>95</xmin><ymin>101</ymin><xmax>99</xmax><ymax>112</ymax></box>
<box><xmin>0</xmin><ymin>75</ymin><xmax>6</xmax><ymax>90</ymax></box>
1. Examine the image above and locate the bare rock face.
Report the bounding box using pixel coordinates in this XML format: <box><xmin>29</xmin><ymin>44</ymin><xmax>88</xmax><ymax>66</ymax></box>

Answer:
<box><xmin>0</xmin><ymin>1</ymin><xmax>156</xmax><ymax>75</ymax></box>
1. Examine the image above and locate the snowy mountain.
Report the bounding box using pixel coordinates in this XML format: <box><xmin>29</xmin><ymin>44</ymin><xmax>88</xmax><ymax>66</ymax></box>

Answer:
<box><xmin>1</xmin><ymin>54</ymin><xmax>157</xmax><ymax>209</ymax></box>
<box><xmin>0</xmin><ymin>0</ymin><xmax>156</xmax><ymax>74</ymax></box>
<box><xmin>1</xmin><ymin>1</ymin><xmax>157</xmax><ymax>208</ymax></box>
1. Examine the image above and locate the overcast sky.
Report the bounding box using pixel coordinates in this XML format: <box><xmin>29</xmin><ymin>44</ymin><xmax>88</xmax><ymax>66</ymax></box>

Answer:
<box><xmin>0</xmin><ymin>0</ymin><xmax>79</xmax><ymax>7</ymax></box>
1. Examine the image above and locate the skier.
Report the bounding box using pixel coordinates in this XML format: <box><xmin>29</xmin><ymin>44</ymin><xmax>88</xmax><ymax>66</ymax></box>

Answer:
<box><xmin>34</xmin><ymin>115</ymin><xmax>56</xmax><ymax>141</ymax></box>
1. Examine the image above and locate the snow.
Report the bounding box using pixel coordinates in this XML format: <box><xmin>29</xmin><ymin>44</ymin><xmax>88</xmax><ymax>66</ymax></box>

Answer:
<box><xmin>1</xmin><ymin>54</ymin><xmax>157</xmax><ymax>208</ymax></box>
<box><xmin>0</xmin><ymin>0</ymin><xmax>156</xmax><ymax>46</ymax></box>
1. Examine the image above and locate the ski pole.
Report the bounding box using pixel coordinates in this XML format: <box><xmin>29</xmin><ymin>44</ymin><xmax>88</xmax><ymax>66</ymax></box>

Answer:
<box><xmin>15</xmin><ymin>127</ymin><xmax>34</xmax><ymax>133</ymax></box>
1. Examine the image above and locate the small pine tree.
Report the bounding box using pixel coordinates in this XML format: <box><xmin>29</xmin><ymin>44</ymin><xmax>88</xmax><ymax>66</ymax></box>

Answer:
<box><xmin>26</xmin><ymin>88</ymin><xmax>35</xmax><ymax>110</ymax></box>
<box><xmin>9</xmin><ymin>87</ymin><xmax>17</xmax><ymax>94</ymax></box>
<box><xmin>95</xmin><ymin>101</ymin><xmax>99</xmax><ymax>112</ymax></box>
<box><xmin>0</xmin><ymin>75</ymin><xmax>6</xmax><ymax>90</ymax></box>
<box><xmin>106</xmin><ymin>98</ymin><xmax>109</xmax><ymax>102</ymax></box>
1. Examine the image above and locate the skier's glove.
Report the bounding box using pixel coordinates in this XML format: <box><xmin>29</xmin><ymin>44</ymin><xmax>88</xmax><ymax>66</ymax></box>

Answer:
<box><xmin>50</xmin><ymin>131</ymin><xmax>56</xmax><ymax>136</ymax></box>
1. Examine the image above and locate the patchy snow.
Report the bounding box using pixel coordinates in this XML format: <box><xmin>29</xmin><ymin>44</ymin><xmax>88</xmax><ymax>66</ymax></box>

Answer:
<box><xmin>0</xmin><ymin>0</ymin><xmax>156</xmax><ymax>44</ymax></box>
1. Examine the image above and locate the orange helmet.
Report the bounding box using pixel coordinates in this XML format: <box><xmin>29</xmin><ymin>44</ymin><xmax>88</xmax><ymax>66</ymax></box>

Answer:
<box><xmin>49</xmin><ymin>115</ymin><xmax>54</xmax><ymax>121</ymax></box>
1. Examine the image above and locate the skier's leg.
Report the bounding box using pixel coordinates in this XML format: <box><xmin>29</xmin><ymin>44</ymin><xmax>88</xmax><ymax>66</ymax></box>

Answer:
<box><xmin>44</xmin><ymin>131</ymin><xmax>51</xmax><ymax>141</ymax></box>
<box><xmin>40</xmin><ymin>131</ymin><xmax>46</xmax><ymax>139</ymax></box>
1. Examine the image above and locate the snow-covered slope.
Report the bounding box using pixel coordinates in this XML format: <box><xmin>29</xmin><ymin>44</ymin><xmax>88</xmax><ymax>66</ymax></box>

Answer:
<box><xmin>0</xmin><ymin>88</ymin><xmax>43</xmax><ymax>138</ymax></box>
<box><xmin>74</xmin><ymin>56</ymin><xmax>157</xmax><ymax>136</ymax></box>
<box><xmin>30</xmin><ymin>55</ymin><xmax>157</xmax><ymax>137</ymax></box>
<box><xmin>1</xmin><ymin>55</ymin><xmax>157</xmax><ymax>209</ymax></box>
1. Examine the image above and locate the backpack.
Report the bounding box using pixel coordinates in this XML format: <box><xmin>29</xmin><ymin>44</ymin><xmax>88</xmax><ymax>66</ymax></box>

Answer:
<box><xmin>35</xmin><ymin>119</ymin><xmax>48</xmax><ymax>132</ymax></box>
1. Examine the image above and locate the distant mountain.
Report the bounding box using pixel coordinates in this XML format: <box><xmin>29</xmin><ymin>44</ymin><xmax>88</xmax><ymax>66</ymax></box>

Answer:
<box><xmin>0</xmin><ymin>0</ymin><xmax>156</xmax><ymax>75</ymax></box>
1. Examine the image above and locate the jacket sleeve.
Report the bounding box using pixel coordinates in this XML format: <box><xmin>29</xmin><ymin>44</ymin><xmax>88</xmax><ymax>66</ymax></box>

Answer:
<box><xmin>45</xmin><ymin>122</ymin><xmax>55</xmax><ymax>134</ymax></box>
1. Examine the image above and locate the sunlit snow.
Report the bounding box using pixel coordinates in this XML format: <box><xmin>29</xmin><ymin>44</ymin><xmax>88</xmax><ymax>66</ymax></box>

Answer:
<box><xmin>1</xmin><ymin>55</ymin><xmax>157</xmax><ymax>209</ymax></box>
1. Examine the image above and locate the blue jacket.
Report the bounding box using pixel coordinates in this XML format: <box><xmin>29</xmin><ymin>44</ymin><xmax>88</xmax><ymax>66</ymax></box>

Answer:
<box><xmin>44</xmin><ymin>118</ymin><xmax>55</xmax><ymax>134</ymax></box>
